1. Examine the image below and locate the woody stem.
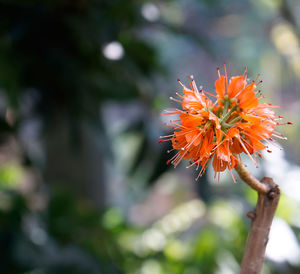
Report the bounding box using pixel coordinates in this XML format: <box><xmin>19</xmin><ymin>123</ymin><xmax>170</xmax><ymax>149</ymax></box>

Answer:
<box><xmin>235</xmin><ymin>163</ymin><xmax>280</xmax><ymax>274</ymax></box>
<box><xmin>235</xmin><ymin>163</ymin><xmax>268</xmax><ymax>193</ymax></box>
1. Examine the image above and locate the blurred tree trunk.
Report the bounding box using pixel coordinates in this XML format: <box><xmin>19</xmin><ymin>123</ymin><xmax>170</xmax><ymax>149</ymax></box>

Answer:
<box><xmin>44</xmin><ymin>116</ymin><xmax>108</xmax><ymax>208</ymax></box>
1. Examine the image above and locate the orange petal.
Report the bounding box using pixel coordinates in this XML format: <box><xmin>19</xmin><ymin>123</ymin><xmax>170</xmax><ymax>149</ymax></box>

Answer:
<box><xmin>228</xmin><ymin>76</ymin><xmax>247</xmax><ymax>98</ymax></box>
<box><xmin>237</xmin><ymin>82</ymin><xmax>258</xmax><ymax>109</ymax></box>
<box><xmin>213</xmin><ymin>155</ymin><xmax>227</xmax><ymax>172</ymax></box>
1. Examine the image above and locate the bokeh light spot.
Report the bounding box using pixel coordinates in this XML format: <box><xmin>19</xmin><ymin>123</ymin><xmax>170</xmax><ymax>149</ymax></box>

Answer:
<box><xmin>141</xmin><ymin>3</ymin><xmax>160</xmax><ymax>22</ymax></box>
<box><xmin>103</xmin><ymin>42</ymin><xmax>124</xmax><ymax>60</ymax></box>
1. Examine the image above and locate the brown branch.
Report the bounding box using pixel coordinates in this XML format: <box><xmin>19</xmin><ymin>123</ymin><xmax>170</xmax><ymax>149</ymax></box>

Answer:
<box><xmin>235</xmin><ymin>166</ymin><xmax>280</xmax><ymax>274</ymax></box>
<box><xmin>235</xmin><ymin>163</ymin><xmax>270</xmax><ymax>193</ymax></box>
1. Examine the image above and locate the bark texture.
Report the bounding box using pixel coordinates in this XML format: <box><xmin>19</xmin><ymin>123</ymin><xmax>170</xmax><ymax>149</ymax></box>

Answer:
<box><xmin>239</xmin><ymin>177</ymin><xmax>280</xmax><ymax>274</ymax></box>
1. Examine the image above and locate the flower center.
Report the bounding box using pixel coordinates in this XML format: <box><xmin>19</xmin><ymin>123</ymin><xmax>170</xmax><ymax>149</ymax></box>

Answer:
<box><xmin>218</xmin><ymin>98</ymin><xmax>241</xmax><ymax>131</ymax></box>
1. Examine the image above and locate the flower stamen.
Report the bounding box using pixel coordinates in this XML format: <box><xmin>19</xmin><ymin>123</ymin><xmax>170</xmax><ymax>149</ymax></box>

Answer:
<box><xmin>160</xmin><ymin>66</ymin><xmax>288</xmax><ymax>181</ymax></box>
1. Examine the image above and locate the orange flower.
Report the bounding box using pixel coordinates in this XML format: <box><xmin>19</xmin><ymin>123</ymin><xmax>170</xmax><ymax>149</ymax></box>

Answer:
<box><xmin>160</xmin><ymin>65</ymin><xmax>290</xmax><ymax>182</ymax></box>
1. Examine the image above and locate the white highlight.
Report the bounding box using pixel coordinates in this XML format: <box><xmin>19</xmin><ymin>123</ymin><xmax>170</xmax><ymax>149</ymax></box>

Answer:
<box><xmin>103</xmin><ymin>41</ymin><xmax>124</xmax><ymax>60</ymax></box>
<box><xmin>141</xmin><ymin>3</ymin><xmax>160</xmax><ymax>22</ymax></box>
<box><xmin>263</xmin><ymin>142</ymin><xmax>300</xmax><ymax>202</ymax></box>
<box><xmin>266</xmin><ymin>218</ymin><xmax>300</xmax><ymax>265</ymax></box>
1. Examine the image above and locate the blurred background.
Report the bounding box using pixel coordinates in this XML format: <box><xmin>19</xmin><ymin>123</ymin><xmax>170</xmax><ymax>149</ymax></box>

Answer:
<box><xmin>0</xmin><ymin>0</ymin><xmax>300</xmax><ymax>273</ymax></box>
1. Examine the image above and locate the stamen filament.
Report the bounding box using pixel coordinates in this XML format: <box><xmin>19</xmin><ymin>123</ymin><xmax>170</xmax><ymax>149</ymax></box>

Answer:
<box><xmin>221</xmin><ymin>105</ymin><xmax>238</xmax><ymax>124</ymax></box>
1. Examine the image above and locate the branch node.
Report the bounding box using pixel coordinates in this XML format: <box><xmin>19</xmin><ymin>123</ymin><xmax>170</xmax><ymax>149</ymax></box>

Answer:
<box><xmin>268</xmin><ymin>191</ymin><xmax>276</xmax><ymax>199</ymax></box>
<box><xmin>260</xmin><ymin>178</ymin><xmax>280</xmax><ymax>199</ymax></box>
<box><xmin>247</xmin><ymin>211</ymin><xmax>256</xmax><ymax>220</ymax></box>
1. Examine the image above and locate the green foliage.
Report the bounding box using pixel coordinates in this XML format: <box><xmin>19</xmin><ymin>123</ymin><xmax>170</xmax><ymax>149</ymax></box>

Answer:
<box><xmin>0</xmin><ymin>163</ymin><xmax>23</xmax><ymax>189</ymax></box>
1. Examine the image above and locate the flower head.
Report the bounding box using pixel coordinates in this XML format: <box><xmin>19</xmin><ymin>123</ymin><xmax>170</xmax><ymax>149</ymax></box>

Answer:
<box><xmin>160</xmin><ymin>65</ymin><xmax>291</xmax><ymax>182</ymax></box>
